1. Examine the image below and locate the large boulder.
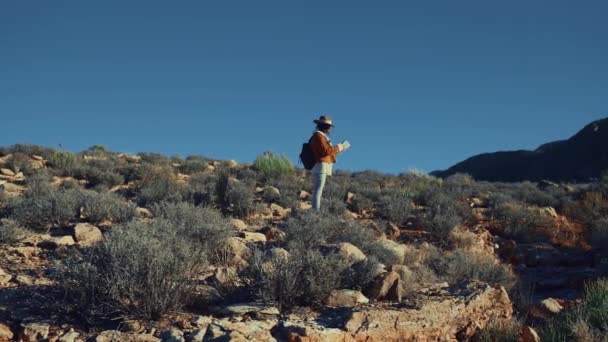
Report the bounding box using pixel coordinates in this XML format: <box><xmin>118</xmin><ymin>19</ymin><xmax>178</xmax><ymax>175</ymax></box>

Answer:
<box><xmin>325</xmin><ymin>290</ymin><xmax>369</xmax><ymax>307</ymax></box>
<box><xmin>73</xmin><ymin>223</ymin><xmax>103</xmax><ymax>247</ymax></box>
<box><xmin>370</xmin><ymin>239</ymin><xmax>410</xmax><ymax>267</ymax></box>
<box><xmin>367</xmin><ymin>271</ymin><xmax>402</xmax><ymax>301</ymax></box>
<box><xmin>334</xmin><ymin>242</ymin><xmax>366</xmax><ymax>265</ymax></box>
<box><xmin>0</xmin><ymin>323</ymin><xmax>13</xmax><ymax>341</ymax></box>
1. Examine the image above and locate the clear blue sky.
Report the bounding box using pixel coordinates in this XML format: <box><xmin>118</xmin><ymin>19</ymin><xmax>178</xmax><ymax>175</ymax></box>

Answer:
<box><xmin>1</xmin><ymin>1</ymin><xmax>606</xmax><ymax>174</ymax></box>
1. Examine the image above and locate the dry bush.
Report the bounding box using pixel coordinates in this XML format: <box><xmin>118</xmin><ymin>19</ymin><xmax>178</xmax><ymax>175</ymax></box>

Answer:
<box><xmin>421</xmin><ymin>192</ymin><xmax>472</xmax><ymax>242</ymax></box>
<box><xmin>476</xmin><ymin>318</ymin><xmax>524</xmax><ymax>342</ymax></box>
<box><xmin>136</xmin><ymin>165</ymin><xmax>184</xmax><ymax>206</ymax></box>
<box><xmin>376</xmin><ymin>189</ymin><xmax>416</xmax><ymax>224</ymax></box>
<box><xmin>0</xmin><ymin>218</ymin><xmax>25</xmax><ymax>244</ymax></box>
<box><xmin>81</xmin><ymin>191</ymin><xmax>135</xmax><ymax>224</ymax></box>
<box><xmin>244</xmin><ymin>248</ymin><xmax>348</xmax><ymax>310</ymax></box>
<box><xmin>151</xmin><ymin>201</ymin><xmax>233</xmax><ymax>253</ymax></box>
<box><xmin>564</xmin><ymin>191</ymin><xmax>608</xmax><ymax>226</ymax></box>
<box><xmin>8</xmin><ymin>182</ymin><xmax>83</xmax><ymax>231</ymax></box>
<box><xmin>493</xmin><ymin>201</ymin><xmax>554</xmax><ymax>243</ymax></box>
<box><xmin>55</xmin><ymin>219</ymin><xmax>217</xmax><ymax>321</ymax></box>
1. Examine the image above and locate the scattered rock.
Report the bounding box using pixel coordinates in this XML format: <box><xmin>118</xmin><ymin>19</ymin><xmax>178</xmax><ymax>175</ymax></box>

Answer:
<box><xmin>371</xmin><ymin>239</ymin><xmax>407</xmax><ymax>267</ymax></box>
<box><xmin>0</xmin><ymin>323</ymin><xmax>13</xmax><ymax>341</ymax></box>
<box><xmin>135</xmin><ymin>207</ymin><xmax>153</xmax><ymax>219</ymax></box>
<box><xmin>58</xmin><ymin>329</ymin><xmax>80</xmax><ymax>342</ymax></box>
<box><xmin>20</xmin><ymin>322</ymin><xmax>50</xmax><ymax>342</ymax></box>
<box><xmin>334</xmin><ymin>242</ymin><xmax>366</xmax><ymax>265</ymax></box>
<box><xmin>0</xmin><ymin>168</ymin><xmax>15</xmax><ymax>177</ymax></box>
<box><xmin>542</xmin><ymin>207</ymin><xmax>559</xmax><ymax>219</ymax></box>
<box><xmin>227</xmin><ymin>160</ymin><xmax>238</xmax><ymax>168</ymax></box>
<box><xmin>189</xmin><ymin>329</ymin><xmax>206</xmax><ymax>342</ymax></box>
<box><xmin>224</xmin><ymin>303</ymin><xmax>280</xmax><ymax>317</ymax></box>
<box><xmin>202</xmin><ymin>320</ymin><xmax>276</xmax><ymax>342</ymax></box>
<box><xmin>345</xmin><ymin>192</ymin><xmax>355</xmax><ymax>205</ymax></box>
<box><xmin>15</xmin><ymin>275</ymin><xmax>35</xmax><ymax>286</ymax></box>
<box><xmin>1</xmin><ymin>183</ymin><xmax>26</xmax><ymax>193</ymax></box>
<box><xmin>540</xmin><ymin>298</ymin><xmax>563</xmax><ymax>315</ymax></box>
<box><xmin>386</xmin><ymin>222</ymin><xmax>401</xmax><ymax>239</ymax></box>
<box><xmin>222</xmin><ymin>237</ymin><xmax>251</xmax><ymax>262</ymax></box>
<box><xmin>259</xmin><ymin>226</ymin><xmax>286</xmax><ymax>242</ymax></box>
<box><xmin>390</xmin><ymin>265</ymin><xmax>414</xmax><ymax>282</ymax></box>
<box><xmin>520</xmin><ymin>326</ymin><xmax>540</xmax><ymax>342</ymax></box>
<box><xmin>192</xmin><ymin>316</ymin><xmax>213</xmax><ymax>328</ymax></box>
<box><xmin>270</xmin><ymin>247</ymin><xmax>290</xmax><ymax>261</ymax></box>
<box><xmin>298</xmin><ymin>190</ymin><xmax>310</xmax><ymax>200</ymax></box>
<box><xmin>73</xmin><ymin>223</ymin><xmax>103</xmax><ymax>247</ymax></box>
<box><xmin>325</xmin><ymin>289</ymin><xmax>369</xmax><ymax>307</ymax></box>
<box><xmin>367</xmin><ymin>271</ymin><xmax>401</xmax><ymax>301</ymax></box>
<box><xmin>298</xmin><ymin>202</ymin><xmax>312</xmax><ymax>210</ymax></box>
<box><xmin>230</xmin><ymin>219</ymin><xmax>247</xmax><ymax>231</ymax></box>
<box><xmin>270</xmin><ymin>203</ymin><xmax>291</xmax><ymax>217</ymax></box>
<box><xmin>0</xmin><ymin>268</ymin><xmax>12</xmax><ymax>286</ymax></box>
<box><xmin>31</xmin><ymin>155</ymin><xmax>44</xmax><ymax>161</ymax></box>
<box><xmin>241</xmin><ymin>231</ymin><xmax>267</xmax><ymax>242</ymax></box>
<box><xmin>211</xmin><ymin>267</ymin><xmax>239</xmax><ymax>287</ymax></box>
<box><xmin>263</xmin><ymin>186</ymin><xmax>281</xmax><ymax>201</ymax></box>
<box><xmin>159</xmin><ymin>329</ymin><xmax>185</xmax><ymax>342</ymax></box>
<box><xmin>95</xmin><ymin>330</ymin><xmax>160</xmax><ymax>342</ymax></box>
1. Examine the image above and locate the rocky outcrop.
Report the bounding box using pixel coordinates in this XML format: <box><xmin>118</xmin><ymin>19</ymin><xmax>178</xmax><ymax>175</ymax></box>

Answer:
<box><xmin>284</xmin><ymin>281</ymin><xmax>512</xmax><ymax>341</ymax></box>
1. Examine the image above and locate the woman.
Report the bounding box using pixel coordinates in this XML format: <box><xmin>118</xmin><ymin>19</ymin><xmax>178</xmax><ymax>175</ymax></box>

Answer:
<box><xmin>309</xmin><ymin>115</ymin><xmax>351</xmax><ymax>210</ymax></box>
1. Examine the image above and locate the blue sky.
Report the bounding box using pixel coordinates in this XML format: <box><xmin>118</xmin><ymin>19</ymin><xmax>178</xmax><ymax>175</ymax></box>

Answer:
<box><xmin>1</xmin><ymin>1</ymin><xmax>606</xmax><ymax>174</ymax></box>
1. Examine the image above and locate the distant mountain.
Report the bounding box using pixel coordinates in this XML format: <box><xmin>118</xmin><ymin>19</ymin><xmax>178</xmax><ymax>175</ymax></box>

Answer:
<box><xmin>431</xmin><ymin>118</ymin><xmax>608</xmax><ymax>182</ymax></box>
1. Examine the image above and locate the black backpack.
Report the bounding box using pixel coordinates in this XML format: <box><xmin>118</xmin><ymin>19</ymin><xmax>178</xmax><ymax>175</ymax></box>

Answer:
<box><xmin>299</xmin><ymin>135</ymin><xmax>316</xmax><ymax>170</ymax></box>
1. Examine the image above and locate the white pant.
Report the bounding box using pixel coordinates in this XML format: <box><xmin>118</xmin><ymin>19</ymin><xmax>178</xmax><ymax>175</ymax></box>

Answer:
<box><xmin>311</xmin><ymin>172</ymin><xmax>327</xmax><ymax>211</ymax></box>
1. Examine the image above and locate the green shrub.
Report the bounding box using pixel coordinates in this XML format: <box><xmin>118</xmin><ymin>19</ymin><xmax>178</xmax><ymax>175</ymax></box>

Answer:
<box><xmin>253</xmin><ymin>152</ymin><xmax>293</xmax><ymax>180</ymax></box>
<box><xmin>151</xmin><ymin>201</ymin><xmax>232</xmax><ymax>253</ymax></box>
<box><xmin>49</xmin><ymin>151</ymin><xmax>80</xmax><ymax>176</ymax></box>
<box><xmin>348</xmin><ymin>193</ymin><xmax>376</xmax><ymax>214</ymax></box>
<box><xmin>244</xmin><ymin>248</ymin><xmax>348</xmax><ymax>310</ymax></box>
<box><xmin>81</xmin><ymin>191</ymin><xmax>135</xmax><ymax>224</ymax></box>
<box><xmin>56</xmin><ymin>219</ymin><xmax>210</xmax><ymax>321</ymax></box>
<box><xmin>9</xmin><ymin>187</ymin><xmax>83</xmax><ymax>231</ymax></box>
<box><xmin>0</xmin><ymin>218</ymin><xmax>25</xmax><ymax>244</ymax></box>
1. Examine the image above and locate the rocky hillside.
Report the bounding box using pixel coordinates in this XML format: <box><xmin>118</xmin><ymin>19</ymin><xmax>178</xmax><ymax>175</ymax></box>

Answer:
<box><xmin>432</xmin><ymin>118</ymin><xmax>608</xmax><ymax>182</ymax></box>
<box><xmin>0</xmin><ymin>144</ymin><xmax>606</xmax><ymax>341</ymax></box>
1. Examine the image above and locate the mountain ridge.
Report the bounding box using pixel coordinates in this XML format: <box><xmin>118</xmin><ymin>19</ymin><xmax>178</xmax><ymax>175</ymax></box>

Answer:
<box><xmin>432</xmin><ymin>118</ymin><xmax>608</xmax><ymax>182</ymax></box>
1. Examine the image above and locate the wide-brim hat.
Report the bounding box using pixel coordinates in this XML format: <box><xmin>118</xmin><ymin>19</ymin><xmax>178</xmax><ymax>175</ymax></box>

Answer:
<box><xmin>313</xmin><ymin>115</ymin><xmax>334</xmax><ymax>127</ymax></box>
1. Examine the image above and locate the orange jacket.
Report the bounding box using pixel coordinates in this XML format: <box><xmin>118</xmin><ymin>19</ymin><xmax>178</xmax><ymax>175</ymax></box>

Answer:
<box><xmin>310</xmin><ymin>132</ymin><xmax>340</xmax><ymax>163</ymax></box>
